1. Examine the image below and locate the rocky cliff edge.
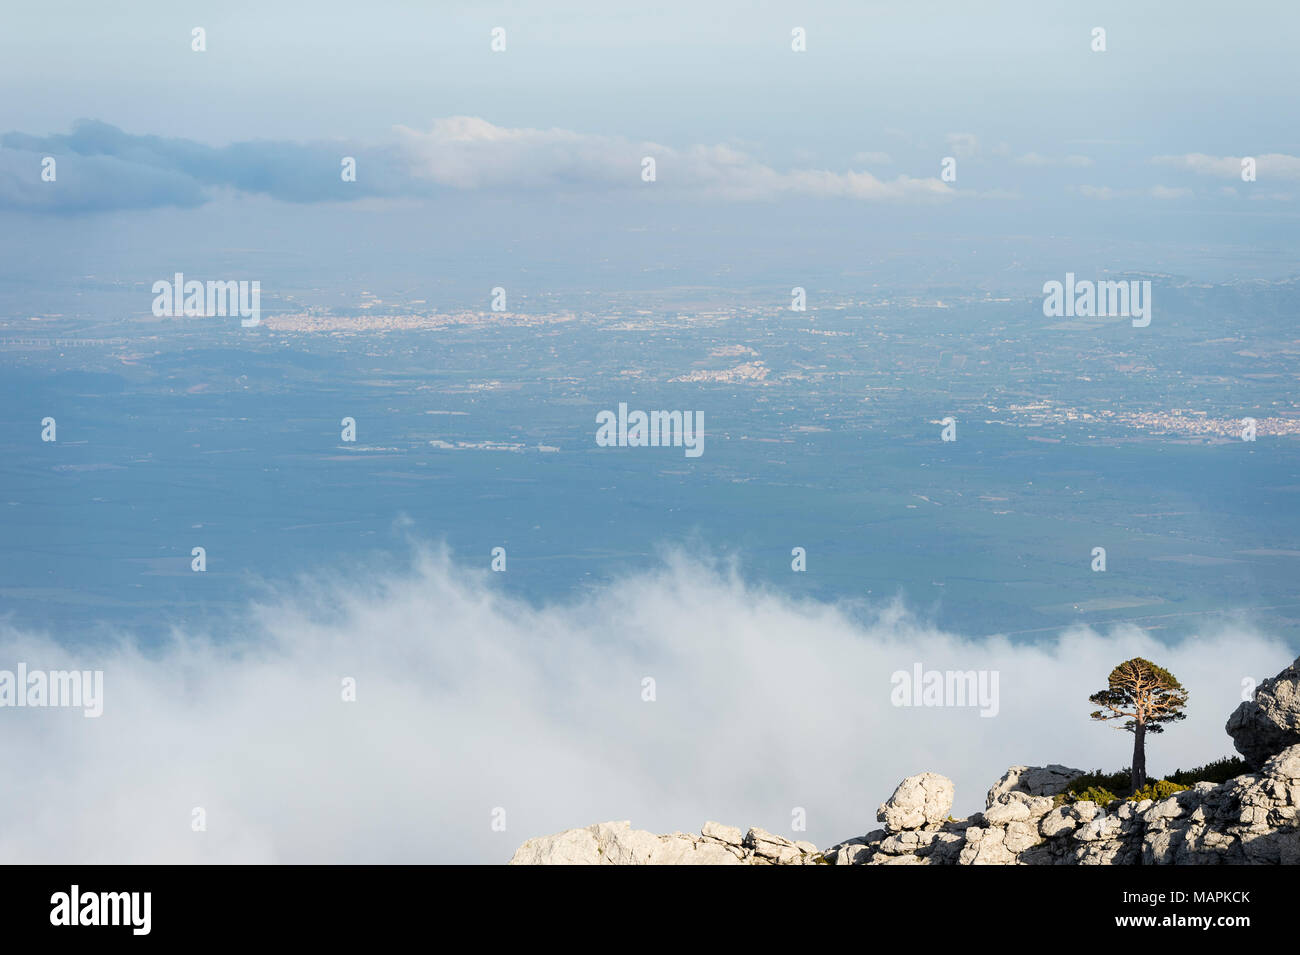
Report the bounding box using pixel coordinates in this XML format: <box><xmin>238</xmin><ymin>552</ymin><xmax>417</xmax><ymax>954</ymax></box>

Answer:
<box><xmin>510</xmin><ymin>654</ymin><xmax>1300</xmax><ymax>865</ymax></box>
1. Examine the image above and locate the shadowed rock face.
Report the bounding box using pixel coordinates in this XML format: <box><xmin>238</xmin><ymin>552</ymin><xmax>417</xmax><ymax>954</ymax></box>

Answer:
<box><xmin>511</xmin><ymin>656</ymin><xmax>1300</xmax><ymax>865</ymax></box>
<box><xmin>1227</xmin><ymin>656</ymin><xmax>1300</xmax><ymax>769</ymax></box>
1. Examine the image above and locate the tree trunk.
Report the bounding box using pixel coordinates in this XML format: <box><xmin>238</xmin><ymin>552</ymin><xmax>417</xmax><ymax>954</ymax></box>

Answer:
<box><xmin>1131</xmin><ymin>721</ymin><xmax>1147</xmax><ymax>793</ymax></box>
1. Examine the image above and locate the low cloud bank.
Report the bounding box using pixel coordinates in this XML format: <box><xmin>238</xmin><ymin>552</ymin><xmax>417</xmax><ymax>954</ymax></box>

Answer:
<box><xmin>0</xmin><ymin>117</ymin><xmax>949</xmax><ymax>213</ymax></box>
<box><xmin>0</xmin><ymin>546</ymin><xmax>1289</xmax><ymax>862</ymax></box>
<box><xmin>396</xmin><ymin>116</ymin><xmax>950</xmax><ymax>201</ymax></box>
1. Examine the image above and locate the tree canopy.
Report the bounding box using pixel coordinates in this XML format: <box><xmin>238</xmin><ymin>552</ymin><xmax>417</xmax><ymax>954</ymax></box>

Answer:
<box><xmin>1089</xmin><ymin>657</ymin><xmax>1188</xmax><ymax>733</ymax></box>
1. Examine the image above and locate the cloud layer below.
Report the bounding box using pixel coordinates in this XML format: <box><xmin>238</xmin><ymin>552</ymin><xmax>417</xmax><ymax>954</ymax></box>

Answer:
<box><xmin>0</xmin><ymin>545</ymin><xmax>1290</xmax><ymax>863</ymax></box>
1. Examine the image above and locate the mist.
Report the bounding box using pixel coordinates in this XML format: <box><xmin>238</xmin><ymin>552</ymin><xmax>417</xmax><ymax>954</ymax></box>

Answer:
<box><xmin>0</xmin><ymin>544</ymin><xmax>1290</xmax><ymax>862</ymax></box>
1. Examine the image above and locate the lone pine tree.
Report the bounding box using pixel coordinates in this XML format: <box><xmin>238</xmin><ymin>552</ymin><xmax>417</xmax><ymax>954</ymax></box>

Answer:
<box><xmin>1089</xmin><ymin>657</ymin><xmax>1188</xmax><ymax>793</ymax></box>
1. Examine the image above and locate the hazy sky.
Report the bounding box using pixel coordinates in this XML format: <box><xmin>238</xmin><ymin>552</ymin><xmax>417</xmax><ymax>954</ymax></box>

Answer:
<box><xmin>4</xmin><ymin>0</ymin><xmax>1298</xmax><ymax>149</ymax></box>
<box><xmin>2</xmin><ymin>0</ymin><xmax>1298</xmax><ymax>293</ymax></box>
<box><xmin>0</xmin><ymin>2</ymin><xmax>1289</xmax><ymax>261</ymax></box>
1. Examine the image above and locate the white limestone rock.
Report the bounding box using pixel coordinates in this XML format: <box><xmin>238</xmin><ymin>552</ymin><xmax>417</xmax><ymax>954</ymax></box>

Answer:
<box><xmin>986</xmin><ymin>764</ymin><xmax>1086</xmax><ymax>808</ymax></box>
<box><xmin>877</xmin><ymin>772</ymin><xmax>955</xmax><ymax>832</ymax></box>
<box><xmin>510</xmin><ymin>820</ymin><xmax>819</xmax><ymax>865</ymax></box>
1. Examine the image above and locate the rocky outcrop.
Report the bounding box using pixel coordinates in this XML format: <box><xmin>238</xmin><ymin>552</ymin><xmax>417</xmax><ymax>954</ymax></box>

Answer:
<box><xmin>1227</xmin><ymin>655</ymin><xmax>1300</xmax><ymax>769</ymax></box>
<box><xmin>824</xmin><ymin>776</ymin><xmax>1144</xmax><ymax>865</ymax></box>
<box><xmin>822</xmin><ymin>742</ymin><xmax>1300</xmax><ymax>865</ymax></box>
<box><xmin>876</xmin><ymin>771</ymin><xmax>954</xmax><ymax>831</ymax></box>
<box><xmin>985</xmin><ymin>764</ymin><xmax>1085</xmax><ymax>807</ymax></box>
<box><xmin>512</xmin><ymin>755</ymin><xmax>1300</xmax><ymax>866</ymax></box>
<box><xmin>508</xmin><ymin>820</ymin><xmax>820</xmax><ymax>865</ymax></box>
<box><xmin>1140</xmin><ymin>745</ymin><xmax>1300</xmax><ymax>864</ymax></box>
<box><xmin>512</xmin><ymin>655</ymin><xmax>1300</xmax><ymax>865</ymax></box>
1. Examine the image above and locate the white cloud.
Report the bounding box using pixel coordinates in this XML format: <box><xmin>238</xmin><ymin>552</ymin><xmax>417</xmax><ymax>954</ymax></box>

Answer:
<box><xmin>0</xmin><ymin>546</ymin><xmax>1288</xmax><ymax>863</ymax></box>
<box><xmin>1153</xmin><ymin>152</ymin><xmax>1300</xmax><ymax>180</ymax></box>
<box><xmin>394</xmin><ymin>117</ymin><xmax>952</xmax><ymax>201</ymax></box>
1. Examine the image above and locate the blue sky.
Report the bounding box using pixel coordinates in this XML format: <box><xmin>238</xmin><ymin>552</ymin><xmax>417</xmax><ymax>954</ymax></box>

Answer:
<box><xmin>5</xmin><ymin>0</ymin><xmax>1298</xmax><ymax>147</ymax></box>
<box><xmin>2</xmin><ymin>0</ymin><xmax>1299</xmax><ymax>292</ymax></box>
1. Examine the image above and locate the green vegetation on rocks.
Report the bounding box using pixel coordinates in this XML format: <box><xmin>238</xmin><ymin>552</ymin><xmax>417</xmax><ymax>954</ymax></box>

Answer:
<box><xmin>1051</xmin><ymin>757</ymin><xmax>1243</xmax><ymax>808</ymax></box>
